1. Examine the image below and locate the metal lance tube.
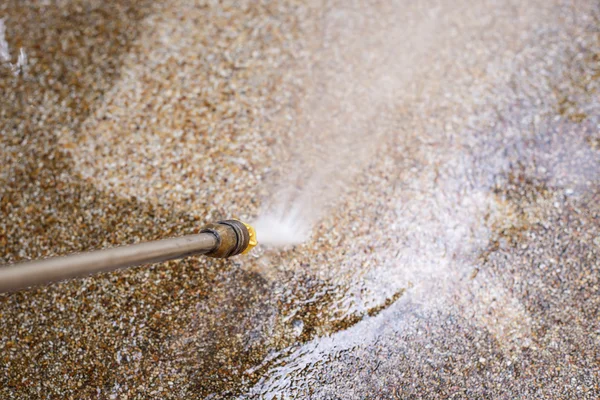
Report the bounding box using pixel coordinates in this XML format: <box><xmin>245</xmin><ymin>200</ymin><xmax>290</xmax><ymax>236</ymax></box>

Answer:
<box><xmin>0</xmin><ymin>220</ymin><xmax>257</xmax><ymax>293</ymax></box>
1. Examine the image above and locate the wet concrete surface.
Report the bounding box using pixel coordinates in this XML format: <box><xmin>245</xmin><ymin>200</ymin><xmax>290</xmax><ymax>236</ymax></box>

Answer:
<box><xmin>1</xmin><ymin>0</ymin><xmax>599</xmax><ymax>398</ymax></box>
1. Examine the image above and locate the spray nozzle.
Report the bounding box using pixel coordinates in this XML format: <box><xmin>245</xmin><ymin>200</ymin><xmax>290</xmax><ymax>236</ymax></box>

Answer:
<box><xmin>201</xmin><ymin>220</ymin><xmax>258</xmax><ymax>258</ymax></box>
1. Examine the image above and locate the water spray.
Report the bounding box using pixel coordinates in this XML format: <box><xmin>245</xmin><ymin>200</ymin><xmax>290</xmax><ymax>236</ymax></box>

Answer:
<box><xmin>0</xmin><ymin>220</ymin><xmax>257</xmax><ymax>293</ymax></box>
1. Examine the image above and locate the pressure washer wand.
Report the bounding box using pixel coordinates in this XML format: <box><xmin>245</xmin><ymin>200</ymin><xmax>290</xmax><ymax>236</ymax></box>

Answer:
<box><xmin>0</xmin><ymin>220</ymin><xmax>257</xmax><ymax>294</ymax></box>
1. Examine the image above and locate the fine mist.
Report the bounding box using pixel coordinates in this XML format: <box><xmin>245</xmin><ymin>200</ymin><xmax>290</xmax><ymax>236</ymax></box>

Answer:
<box><xmin>253</xmin><ymin>1</ymin><xmax>437</xmax><ymax>247</ymax></box>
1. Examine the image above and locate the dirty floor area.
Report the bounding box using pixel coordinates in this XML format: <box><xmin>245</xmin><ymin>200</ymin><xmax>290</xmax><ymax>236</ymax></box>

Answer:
<box><xmin>1</xmin><ymin>0</ymin><xmax>599</xmax><ymax>398</ymax></box>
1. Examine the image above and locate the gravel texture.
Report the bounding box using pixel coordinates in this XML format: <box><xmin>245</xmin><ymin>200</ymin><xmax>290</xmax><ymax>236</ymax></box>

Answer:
<box><xmin>1</xmin><ymin>0</ymin><xmax>599</xmax><ymax>399</ymax></box>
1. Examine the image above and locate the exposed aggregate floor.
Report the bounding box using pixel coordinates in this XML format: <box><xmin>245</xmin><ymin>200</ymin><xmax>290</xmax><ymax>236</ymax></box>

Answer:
<box><xmin>0</xmin><ymin>0</ymin><xmax>599</xmax><ymax>399</ymax></box>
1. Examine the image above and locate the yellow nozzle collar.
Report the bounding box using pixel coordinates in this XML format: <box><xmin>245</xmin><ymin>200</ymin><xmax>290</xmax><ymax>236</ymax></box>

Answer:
<box><xmin>241</xmin><ymin>221</ymin><xmax>258</xmax><ymax>254</ymax></box>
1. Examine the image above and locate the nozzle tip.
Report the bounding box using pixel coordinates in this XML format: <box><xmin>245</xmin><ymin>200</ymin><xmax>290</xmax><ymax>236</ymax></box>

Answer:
<box><xmin>241</xmin><ymin>222</ymin><xmax>257</xmax><ymax>254</ymax></box>
<box><xmin>201</xmin><ymin>219</ymin><xmax>257</xmax><ymax>258</ymax></box>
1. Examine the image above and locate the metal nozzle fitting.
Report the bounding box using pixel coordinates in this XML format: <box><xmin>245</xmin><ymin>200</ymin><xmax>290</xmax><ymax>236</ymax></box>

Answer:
<box><xmin>201</xmin><ymin>220</ymin><xmax>256</xmax><ymax>258</ymax></box>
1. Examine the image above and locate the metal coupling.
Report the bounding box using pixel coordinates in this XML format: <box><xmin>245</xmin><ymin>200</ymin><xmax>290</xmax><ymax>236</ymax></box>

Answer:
<box><xmin>201</xmin><ymin>220</ymin><xmax>257</xmax><ymax>258</ymax></box>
